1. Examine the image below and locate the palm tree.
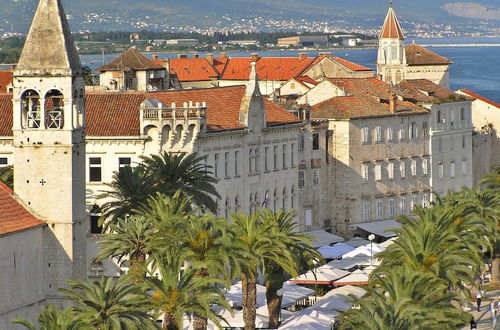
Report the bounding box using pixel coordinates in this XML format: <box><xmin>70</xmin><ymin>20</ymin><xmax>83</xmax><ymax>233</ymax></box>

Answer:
<box><xmin>260</xmin><ymin>209</ymin><xmax>322</xmax><ymax>328</ymax></box>
<box><xmin>59</xmin><ymin>276</ymin><xmax>158</xmax><ymax>330</ymax></box>
<box><xmin>140</xmin><ymin>152</ymin><xmax>219</xmax><ymax>212</ymax></box>
<box><xmin>145</xmin><ymin>251</ymin><xmax>231</xmax><ymax>330</ymax></box>
<box><xmin>0</xmin><ymin>165</ymin><xmax>13</xmax><ymax>189</ymax></box>
<box><xmin>231</xmin><ymin>211</ymin><xmax>298</xmax><ymax>330</ymax></box>
<box><xmin>12</xmin><ymin>305</ymin><xmax>81</xmax><ymax>330</ymax></box>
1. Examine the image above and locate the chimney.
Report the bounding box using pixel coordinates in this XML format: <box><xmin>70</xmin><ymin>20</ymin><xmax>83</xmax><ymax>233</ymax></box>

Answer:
<box><xmin>206</xmin><ymin>53</ymin><xmax>214</xmax><ymax>65</ymax></box>
<box><xmin>319</xmin><ymin>52</ymin><xmax>332</xmax><ymax>58</ymax></box>
<box><xmin>152</xmin><ymin>55</ymin><xmax>158</xmax><ymax>60</ymax></box>
<box><xmin>193</xmin><ymin>53</ymin><xmax>199</xmax><ymax>58</ymax></box>
<box><xmin>220</xmin><ymin>52</ymin><xmax>228</xmax><ymax>59</ymax></box>
<box><xmin>299</xmin><ymin>53</ymin><xmax>308</xmax><ymax>61</ymax></box>
<box><xmin>177</xmin><ymin>54</ymin><xmax>187</xmax><ymax>59</ymax></box>
<box><xmin>390</xmin><ymin>93</ymin><xmax>397</xmax><ymax>114</ymax></box>
<box><xmin>250</xmin><ymin>53</ymin><xmax>259</xmax><ymax>63</ymax></box>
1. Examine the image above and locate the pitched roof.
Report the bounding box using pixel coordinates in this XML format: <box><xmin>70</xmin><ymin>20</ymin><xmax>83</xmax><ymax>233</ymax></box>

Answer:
<box><xmin>397</xmin><ymin>79</ymin><xmax>471</xmax><ymax>104</ymax></box>
<box><xmin>0</xmin><ymin>182</ymin><xmax>46</xmax><ymax>236</ymax></box>
<box><xmin>168</xmin><ymin>58</ymin><xmax>221</xmax><ymax>82</ymax></box>
<box><xmin>331</xmin><ymin>57</ymin><xmax>372</xmax><ymax>72</ymax></box>
<box><xmin>294</xmin><ymin>76</ymin><xmax>319</xmax><ymax>89</ymax></box>
<box><xmin>221</xmin><ymin>57</ymin><xmax>317</xmax><ymax>81</ymax></box>
<box><xmin>97</xmin><ymin>48</ymin><xmax>165</xmax><ymax>71</ymax></box>
<box><xmin>405</xmin><ymin>44</ymin><xmax>452</xmax><ymax>66</ymax></box>
<box><xmin>311</xmin><ymin>78</ymin><xmax>428</xmax><ymax>120</ymax></box>
<box><xmin>17</xmin><ymin>0</ymin><xmax>80</xmax><ymax>72</ymax></box>
<box><xmin>0</xmin><ymin>70</ymin><xmax>13</xmax><ymax>93</ymax></box>
<box><xmin>458</xmin><ymin>89</ymin><xmax>500</xmax><ymax>108</ymax></box>
<box><xmin>379</xmin><ymin>7</ymin><xmax>405</xmax><ymax>40</ymax></box>
<box><xmin>0</xmin><ymin>87</ymin><xmax>301</xmax><ymax>137</ymax></box>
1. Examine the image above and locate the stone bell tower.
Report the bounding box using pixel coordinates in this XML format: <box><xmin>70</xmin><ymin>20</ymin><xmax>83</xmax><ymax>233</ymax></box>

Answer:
<box><xmin>12</xmin><ymin>0</ymin><xmax>86</xmax><ymax>301</ymax></box>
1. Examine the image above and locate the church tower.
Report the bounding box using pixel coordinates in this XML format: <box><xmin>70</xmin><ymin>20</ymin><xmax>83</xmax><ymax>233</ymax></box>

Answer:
<box><xmin>12</xmin><ymin>0</ymin><xmax>86</xmax><ymax>301</ymax></box>
<box><xmin>377</xmin><ymin>4</ymin><xmax>406</xmax><ymax>85</ymax></box>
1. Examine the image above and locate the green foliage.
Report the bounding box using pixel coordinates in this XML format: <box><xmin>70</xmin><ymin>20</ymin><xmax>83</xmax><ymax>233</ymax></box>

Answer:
<box><xmin>0</xmin><ymin>165</ymin><xmax>13</xmax><ymax>189</ymax></box>
<box><xmin>12</xmin><ymin>305</ymin><xmax>82</xmax><ymax>330</ymax></box>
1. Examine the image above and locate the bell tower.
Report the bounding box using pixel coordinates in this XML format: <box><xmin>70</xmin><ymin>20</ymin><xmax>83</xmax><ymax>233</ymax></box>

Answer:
<box><xmin>377</xmin><ymin>3</ymin><xmax>406</xmax><ymax>85</ymax></box>
<box><xmin>12</xmin><ymin>0</ymin><xmax>86</xmax><ymax>301</ymax></box>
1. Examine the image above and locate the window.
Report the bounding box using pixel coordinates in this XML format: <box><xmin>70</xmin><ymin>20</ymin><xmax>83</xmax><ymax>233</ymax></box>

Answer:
<box><xmin>437</xmin><ymin>110</ymin><xmax>442</xmax><ymax>124</ymax></box>
<box><xmin>410</xmin><ymin>122</ymin><xmax>417</xmax><ymax>139</ymax></box>
<box><xmin>273</xmin><ymin>189</ymin><xmax>278</xmax><ymax>213</ymax></box>
<box><xmin>264</xmin><ymin>147</ymin><xmax>269</xmax><ymax>171</ymax></box>
<box><xmin>224</xmin><ymin>152</ymin><xmax>229</xmax><ymax>177</ymax></box>
<box><xmin>313</xmin><ymin>133</ymin><xmax>320</xmax><ymax>150</ymax></box>
<box><xmin>376</xmin><ymin>199</ymin><xmax>383</xmax><ymax>218</ymax></box>
<box><xmin>0</xmin><ymin>157</ymin><xmax>7</xmax><ymax>165</ymax></box>
<box><xmin>460</xmin><ymin>107</ymin><xmax>465</xmax><ymax>121</ymax></box>
<box><xmin>234</xmin><ymin>151</ymin><xmax>239</xmax><ymax>176</ymax></box>
<box><xmin>282</xmin><ymin>188</ymin><xmax>287</xmax><ymax>210</ymax></box>
<box><xmin>439</xmin><ymin>163</ymin><xmax>444</xmax><ymax>179</ymax></box>
<box><xmin>312</xmin><ymin>170</ymin><xmax>319</xmax><ymax>186</ymax></box>
<box><xmin>362</xmin><ymin>202</ymin><xmax>371</xmax><ymax>220</ymax></box>
<box><xmin>387</xmin><ymin>125</ymin><xmax>394</xmax><ymax>141</ymax></box>
<box><xmin>388</xmin><ymin>161</ymin><xmax>394</xmax><ymax>179</ymax></box>
<box><xmin>410</xmin><ymin>195</ymin><xmax>417</xmax><ymax>210</ymax></box>
<box><xmin>234</xmin><ymin>196</ymin><xmax>240</xmax><ymax>212</ymax></box>
<box><xmin>411</xmin><ymin>159</ymin><xmax>417</xmax><ymax>176</ymax></box>
<box><xmin>282</xmin><ymin>145</ymin><xmax>287</xmax><ymax>168</ymax></box>
<box><xmin>225</xmin><ymin>198</ymin><xmax>230</xmax><ymax>219</ymax></box>
<box><xmin>253</xmin><ymin>148</ymin><xmax>259</xmax><ymax>173</ymax></box>
<box><xmin>462</xmin><ymin>135</ymin><xmax>466</xmax><ymax>149</ymax></box>
<box><xmin>421</xmin><ymin>122</ymin><xmax>428</xmax><ymax>138</ymax></box>
<box><xmin>462</xmin><ymin>159</ymin><xmax>467</xmax><ymax>175</ymax></box>
<box><xmin>362</xmin><ymin>127</ymin><xmax>370</xmax><ymax>144</ymax></box>
<box><xmin>214</xmin><ymin>153</ymin><xmax>219</xmax><ymax>177</ymax></box>
<box><xmin>389</xmin><ymin>198</ymin><xmax>395</xmax><ymax>217</ymax></box>
<box><xmin>273</xmin><ymin>146</ymin><xmax>278</xmax><ymax>170</ymax></box>
<box><xmin>291</xmin><ymin>186</ymin><xmax>296</xmax><ymax>209</ymax></box>
<box><xmin>362</xmin><ymin>163</ymin><xmax>369</xmax><ymax>182</ymax></box>
<box><xmin>400</xmin><ymin>196</ymin><xmax>407</xmax><ymax>214</ymax></box>
<box><xmin>423</xmin><ymin>158</ymin><xmax>428</xmax><ymax>175</ymax></box>
<box><xmin>90</xmin><ymin>214</ymin><xmax>102</xmax><ymax>234</ymax></box>
<box><xmin>398</xmin><ymin>123</ymin><xmax>405</xmax><ymax>140</ymax></box>
<box><xmin>375</xmin><ymin>163</ymin><xmax>382</xmax><ymax>181</ymax></box>
<box><xmin>89</xmin><ymin>157</ymin><xmax>102</xmax><ymax>182</ymax></box>
<box><xmin>298</xmin><ymin>171</ymin><xmax>305</xmax><ymax>188</ymax></box>
<box><xmin>400</xmin><ymin>159</ymin><xmax>406</xmax><ymax>178</ymax></box>
<box><xmin>291</xmin><ymin>143</ymin><xmax>295</xmax><ymax>167</ymax></box>
<box><xmin>450</xmin><ymin>161</ymin><xmax>455</xmax><ymax>178</ymax></box>
<box><xmin>118</xmin><ymin>157</ymin><xmax>131</xmax><ymax>175</ymax></box>
<box><xmin>450</xmin><ymin>110</ymin><xmax>455</xmax><ymax>128</ymax></box>
<box><xmin>375</xmin><ymin>125</ymin><xmax>382</xmax><ymax>142</ymax></box>
<box><xmin>423</xmin><ymin>193</ymin><xmax>430</xmax><ymax>207</ymax></box>
<box><xmin>298</xmin><ymin>134</ymin><xmax>304</xmax><ymax>151</ymax></box>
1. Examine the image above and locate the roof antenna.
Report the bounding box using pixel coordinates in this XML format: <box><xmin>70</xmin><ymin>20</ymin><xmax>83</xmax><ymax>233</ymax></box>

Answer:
<box><xmin>389</xmin><ymin>0</ymin><xmax>393</xmax><ymax>7</ymax></box>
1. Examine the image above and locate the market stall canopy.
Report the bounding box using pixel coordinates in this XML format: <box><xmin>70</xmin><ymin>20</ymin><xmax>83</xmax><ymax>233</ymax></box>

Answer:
<box><xmin>344</xmin><ymin>237</ymin><xmax>370</xmax><ymax>248</ymax></box>
<box><xmin>326</xmin><ymin>255</ymin><xmax>379</xmax><ymax>270</ymax></box>
<box><xmin>333</xmin><ymin>266</ymin><xmax>376</xmax><ymax>286</ymax></box>
<box><xmin>279</xmin><ymin>307</ymin><xmax>337</xmax><ymax>330</ymax></box>
<box><xmin>308</xmin><ymin>229</ymin><xmax>344</xmax><ymax>248</ymax></box>
<box><xmin>312</xmin><ymin>285</ymin><xmax>366</xmax><ymax>311</ymax></box>
<box><xmin>290</xmin><ymin>265</ymin><xmax>349</xmax><ymax>285</ymax></box>
<box><xmin>208</xmin><ymin>305</ymin><xmax>293</xmax><ymax>329</ymax></box>
<box><xmin>379</xmin><ymin>237</ymin><xmax>397</xmax><ymax>248</ymax></box>
<box><xmin>356</xmin><ymin>219</ymin><xmax>401</xmax><ymax>237</ymax></box>
<box><xmin>317</xmin><ymin>243</ymin><xmax>355</xmax><ymax>259</ymax></box>
<box><xmin>225</xmin><ymin>281</ymin><xmax>267</xmax><ymax>308</ymax></box>
<box><xmin>341</xmin><ymin>243</ymin><xmax>385</xmax><ymax>259</ymax></box>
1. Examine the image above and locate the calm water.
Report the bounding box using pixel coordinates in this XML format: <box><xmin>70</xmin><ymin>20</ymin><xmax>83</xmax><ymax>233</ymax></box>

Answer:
<box><xmin>81</xmin><ymin>37</ymin><xmax>500</xmax><ymax>103</ymax></box>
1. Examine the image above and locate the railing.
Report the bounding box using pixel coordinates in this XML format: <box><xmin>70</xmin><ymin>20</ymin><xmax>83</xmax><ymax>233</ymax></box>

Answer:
<box><xmin>142</xmin><ymin>107</ymin><xmax>206</xmax><ymax>120</ymax></box>
<box><xmin>46</xmin><ymin>109</ymin><xmax>64</xmax><ymax>129</ymax></box>
<box><xmin>27</xmin><ymin>110</ymin><xmax>41</xmax><ymax>128</ymax></box>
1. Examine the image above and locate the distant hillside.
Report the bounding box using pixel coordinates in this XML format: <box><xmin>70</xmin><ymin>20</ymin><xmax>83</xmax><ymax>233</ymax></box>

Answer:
<box><xmin>1</xmin><ymin>0</ymin><xmax>499</xmax><ymax>33</ymax></box>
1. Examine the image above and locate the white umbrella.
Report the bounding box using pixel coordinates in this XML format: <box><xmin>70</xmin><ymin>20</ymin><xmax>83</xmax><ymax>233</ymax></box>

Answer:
<box><xmin>333</xmin><ymin>266</ymin><xmax>375</xmax><ymax>286</ymax></box>
<box><xmin>281</xmin><ymin>282</ymin><xmax>315</xmax><ymax>307</ymax></box>
<box><xmin>342</xmin><ymin>243</ymin><xmax>384</xmax><ymax>259</ymax></box>
<box><xmin>290</xmin><ymin>265</ymin><xmax>349</xmax><ymax>285</ymax></box>
<box><xmin>313</xmin><ymin>285</ymin><xmax>366</xmax><ymax>311</ymax></box>
<box><xmin>280</xmin><ymin>308</ymin><xmax>337</xmax><ymax>329</ymax></box>
<box><xmin>326</xmin><ymin>256</ymin><xmax>377</xmax><ymax>270</ymax></box>
<box><xmin>317</xmin><ymin>243</ymin><xmax>356</xmax><ymax>259</ymax></box>
<box><xmin>344</xmin><ymin>237</ymin><xmax>370</xmax><ymax>248</ymax></box>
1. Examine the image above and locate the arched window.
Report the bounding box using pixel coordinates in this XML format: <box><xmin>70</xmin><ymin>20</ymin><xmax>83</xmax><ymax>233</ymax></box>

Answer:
<box><xmin>248</xmin><ymin>149</ymin><xmax>253</xmax><ymax>173</ymax></box>
<box><xmin>264</xmin><ymin>190</ymin><xmax>270</xmax><ymax>209</ymax></box>
<box><xmin>225</xmin><ymin>197</ymin><xmax>231</xmax><ymax>219</ymax></box>
<box><xmin>249</xmin><ymin>193</ymin><xmax>253</xmax><ymax>214</ymax></box>
<box><xmin>291</xmin><ymin>186</ymin><xmax>296</xmax><ymax>209</ymax></box>
<box><xmin>44</xmin><ymin>89</ymin><xmax>64</xmax><ymax>129</ymax></box>
<box><xmin>273</xmin><ymin>189</ymin><xmax>278</xmax><ymax>213</ymax></box>
<box><xmin>234</xmin><ymin>195</ymin><xmax>240</xmax><ymax>212</ymax></box>
<box><xmin>90</xmin><ymin>260</ymin><xmax>104</xmax><ymax>277</ymax></box>
<box><xmin>282</xmin><ymin>187</ymin><xmax>287</xmax><ymax>211</ymax></box>
<box><xmin>21</xmin><ymin>90</ymin><xmax>41</xmax><ymax>128</ymax></box>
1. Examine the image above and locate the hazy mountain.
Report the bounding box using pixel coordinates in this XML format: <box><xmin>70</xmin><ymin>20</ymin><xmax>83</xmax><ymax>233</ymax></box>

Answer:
<box><xmin>1</xmin><ymin>0</ymin><xmax>499</xmax><ymax>33</ymax></box>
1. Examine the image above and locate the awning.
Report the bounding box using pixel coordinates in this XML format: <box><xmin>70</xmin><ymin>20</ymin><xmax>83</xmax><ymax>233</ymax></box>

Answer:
<box><xmin>317</xmin><ymin>243</ymin><xmax>355</xmax><ymax>259</ymax></box>
<box><xmin>356</xmin><ymin>219</ymin><xmax>401</xmax><ymax>237</ymax></box>
<box><xmin>307</xmin><ymin>229</ymin><xmax>344</xmax><ymax>248</ymax></box>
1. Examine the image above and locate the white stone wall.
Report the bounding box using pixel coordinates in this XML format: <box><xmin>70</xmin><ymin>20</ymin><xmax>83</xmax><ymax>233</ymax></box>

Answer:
<box><xmin>298</xmin><ymin>81</ymin><xmax>346</xmax><ymax>106</ymax></box>
<box><xmin>405</xmin><ymin>65</ymin><xmax>450</xmax><ymax>89</ymax></box>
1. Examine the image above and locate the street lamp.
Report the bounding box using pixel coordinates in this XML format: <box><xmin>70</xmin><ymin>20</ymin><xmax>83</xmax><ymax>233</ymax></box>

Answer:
<box><xmin>368</xmin><ymin>234</ymin><xmax>375</xmax><ymax>266</ymax></box>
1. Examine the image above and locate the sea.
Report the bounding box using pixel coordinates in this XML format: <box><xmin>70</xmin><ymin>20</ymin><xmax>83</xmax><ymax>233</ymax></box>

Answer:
<box><xmin>80</xmin><ymin>37</ymin><xmax>500</xmax><ymax>103</ymax></box>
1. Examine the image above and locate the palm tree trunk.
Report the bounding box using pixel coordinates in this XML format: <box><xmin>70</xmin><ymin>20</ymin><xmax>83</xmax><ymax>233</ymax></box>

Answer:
<box><xmin>492</xmin><ymin>244</ymin><xmax>500</xmax><ymax>284</ymax></box>
<box><xmin>129</xmin><ymin>252</ymin><xmax>146</xmax><ymax>283</ymax></box>
<box><xmin>163</xmin><ymin>313</ymin><xmax>178</xmax><ymax>330</ymax></box>
<box><xmin>266</xmin><ymin>284</ymin><xmax>283</xmax><ymax>329</ymax></box>
<box><xmin>193</xmin><ymin>315</ymin><xmax>207</xmax><ymax>330</ymax></box>
<box><xmin>242</xmin><ymin>273</ymin><xmax>257</xmax><ymax>330</ymax></box>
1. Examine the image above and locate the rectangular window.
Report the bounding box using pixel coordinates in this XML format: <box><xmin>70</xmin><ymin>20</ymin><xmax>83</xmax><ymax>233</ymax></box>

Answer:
<box><xmin>214</xmin><ymin>153</ymin><xmax>219</xmax><ymax>178</ymax></box>
<box><xmin>312</xmin><ymin>133</ymin><xmax>320</xmax><ymax>150</ymax></box>
<box><xmin>224</xmin><ymin>152</ymin><xmax>229</xmax><ymax>177</ymax></box>
<box><xmin>362</xmin><ymin>163</ymin><xmax>369</xmax><ymax>182</ymax></box>
<box><xmin>462</xmin><ymin>159</ymin><xmax>467</xmax><ymax>175</ymax></box>
<box><xmin>387</xmin><ymin>125</ymin><xmax>394</xmax><ymax>141</ymax></box>
<box><xmin>423</xmin><ymin>193</ymin><xmax>430</xmax><ymax>207</ymax></box>
<box><xmin>363</xmin><ymin>202</ymin><xmax>371</xmax><ymax>220</ymax></box>
<box><xmin>376</xmin><ymin>199</ymin><xmax>383</xmax><ymax>218</ymax></box>
<box><xmin>89</xmin><ymin>157</ymin><xmax>102</xmax><ymax>182</ymax></box>
<box><xmin>388</xmin><ymin>162</ymin><xmax>394</xmax><ymax>179</ymax></box>
<box><xmin>461</xmin><ymin>108</ymin><xmax>465</xmax><ymax>121</ymax></box>
<box><xmin>234</xmin><ymin>151</ymin><xmax>239</xmax><ymax>176</ymax></box>
<box><xmin>450</xmin><ymin>161</ymin><xmax>455</xmax><ymax>178</ymax></box>
<box><xmin>0</xmin><ymin>157</ymin><xmax>7</xmax><ymax>165</ymax></box>
<box><xmin>264</xmin><ymin>147</ymin><xmax>269</xmax><ymax>171</ymax></box>
<box><xmin>362</xmin><ymin>127</ymin><xmax>370</xmax><ymax>144</ymax></box>
<box><xmin>298</xmin><ymin>134</ymin><xmax>304</xmax><ymax>151</ymax></box>
<box><xmin>400</xmin><ymin>159</ymin><xmax>406</xmax><ymax>178</ymax></box>
<box><xmin>375</xmin><ymin>125</ymin><xmax>382</xmax><ymax>143</ymax></box>
<box><xmin>298</xmin><ymin>171</ymin><xmax>305</xmax><ymax>188</ymax></box>
<box><xmin>375</xmin><ymin>163</ymin><xmax>382</xmax><ymax>181</ymax></box>
<box><xmin>389</xmin><ymin>198</ymin><xmax>395</xmax><ymax>217</ymax></box>
<box><xmin>410</xmin><ymin>195</ymin><xmax>417</xmax><ymax>210</ymax></box>
<box><xmin>312</xmin><ymin>170</ymin><xmax>319</xmax><ymax>186</ymax></box>
<box><xmin>273</xmin><ymin>146</ymin><xmax>278</xmax><ymax>170</ymax></box>
<box><xmin>282</xmin><ymin>145</ymin><xmax>287</xmax><ymax>168</ymax></box>
<box><xmin>423</xmin><ymin>158</ymin><xmax>428</xmax><ymax>175</ymax></box>
<box><xmin>422</xmin><ymin>122</ymin><xmax>428</xmax><ymax>138</ymax></box>
<box><xmin>400</xmin><ymin>196</ymin><xmax>407</xmax><ymax>214</ymax></box>
<box><xmin>118</xmin><ymin>157</ymin><xmax>131</xmax><ymax>175</ymax></box>
<box><xmin>450</xmin><ymin>110</ymin><xmax>455</xmax><ymax>128</ymax></box>
<box><xmin>411</xmin><ymin>159</ymin><xmax>417</xmax><ymax>176</ymax></box>
<box><xmin>291</xmin><ymin>143</ymin><xmax>295</xmax><ymax>167</ymax></box>
<box><xmin>462</xmin><ymin>135</ymin><xmax>466</xmax><ymax>149</ymax></box>
<box><xmin>253</xmin><ymin>148</ymin><xmax>259</xmax><ymax>173</ymax></box>
<box><xmin>439</xmin><ymin>163</ymin><xmax>444</xmax><ymax>179</ymax></box>
<box><xmin>437</xmin><ymin>110</ymin><xmax>442</xmax><ymax>124</ymax></box>
<box><xmin>409</xmin><ymin>122</ymin><xmax>416</xmax><ymax>139</ymax></box>
<box><xmin>90</xmin><ymin>215</ymin><xmax>102</xmax><ymax>234</ymax></box>
<box><xmin>399</xmin><ymin>123</ymin><xmax>406</xmax><ymax>140</ymax></box>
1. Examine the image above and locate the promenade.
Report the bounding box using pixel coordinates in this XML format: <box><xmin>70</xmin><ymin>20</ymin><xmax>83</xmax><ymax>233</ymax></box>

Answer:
<box><xmin>464</xmin><ymin>290</ymin><xmax>500</xmax><ymax>330</ymax></box>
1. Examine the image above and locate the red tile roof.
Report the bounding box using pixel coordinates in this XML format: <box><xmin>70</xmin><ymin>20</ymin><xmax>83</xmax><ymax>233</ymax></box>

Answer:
<box><xmin>405</xmin><ymin>44</ymin><xmax>452</xmax><ymax>66</ymax></box>
<box><xmin>294</xmin><ymin>76</ymin><xmax>319</xmax><ymax>89</ymax></box>
<box><xmin>0</xmin><ymin>182</ymin><xmax>46</xmax><ymax>236</ymax></box>
<box><xmin>397</xmin><ymin>79</ymin><xmax>471</xmax><ymax>104</ymax></box>
<box><xmin>97</xmin><ymin>48</ymin><xmax>165</xmax><ymax>71</ymax></box>
<box><xmin>221</xmin><ymin>57</ymin><xmax>317</xmax><ymax>81</ymax></box>
<box><xmin>331</xmin><ymin>57</ymin><xmax>372</xmax><ymax>72</ymax></box>
<box><xmin>169</xmin><ymin>58</ymin><xmax>221</xmax><ymax>82</ymax></box>
<box><xmin>458</xmin><ymin>89</ymin><xmax>500</xmax><ymax>108</ymax></box>
<box><xmin>0</xmin><ymin>87</ymin><xmax>301</xmax><ymax>137</ymax></box>
<box><xmin>380</xmin><ymin>7</ymin><xmax>405</xmax><ymax>40</ymax></box>
<box><xmin>0</xmin><ymin>70</ymin><xmax>13</xmax><ymax>93</ymax></box>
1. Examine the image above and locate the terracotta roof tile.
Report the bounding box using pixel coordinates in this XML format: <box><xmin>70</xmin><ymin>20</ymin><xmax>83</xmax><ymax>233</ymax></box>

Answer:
<box><xmin>458</xmin><ymin>89</ymin><xmax>500</xmax><ymax>108</ymax></box>
<box><xmin>0</xmin><ymin>70</ymin><xmax>13</xmax><ymax>93</ymax></box>
<box><xmin>169</xmin><ymin>58</ymin><xmax>220</xmax><ymax>82</ymax></box>
<box><xmin>380</xmin><ymin>7</ymin><xmax>405</xmax><ymax>40</ymax></box>
<box><xmin>97</xmin><ymin>48</ymin><xmax>164</xmax><ymax>71</ymax></box>
<box><xmin>405</xmin><ymin>44</ymin><xmax>452</xmax><ymax>66</ymax></box>
<box><xmin>397</xmin><ymin>79</ymin><xmax>471</xmax><ymax>104</ymax></box>
<box><xmin>0</xmin><ymin>94</ymin><xmax>13</xmax><ymax>136</ymax></box>
<box><xmin>221</xmin><ymin>57</ymin><xmax>316</xmax><ymax>81</ymax></box>
<box><xmin>331</xmin><ymin>57</ymin><xmax>372</xmax><ymax>72</ymax></box>
<box><xmin>0</xmin><ymin>182</ymin><xmax>46</xmax><ymax>236</ymax></box>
